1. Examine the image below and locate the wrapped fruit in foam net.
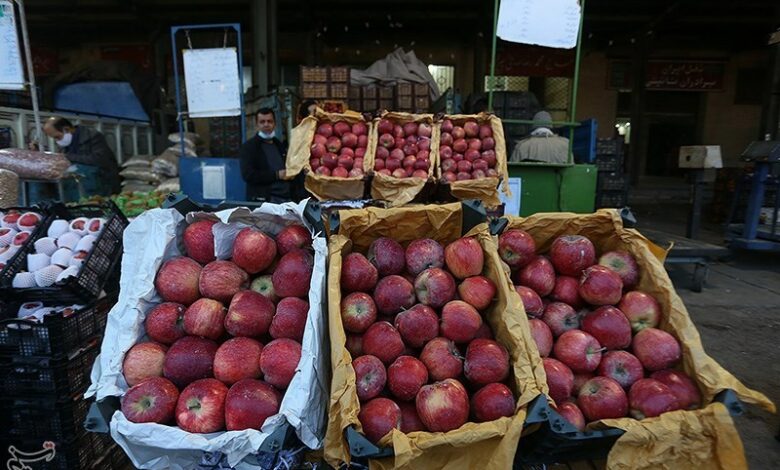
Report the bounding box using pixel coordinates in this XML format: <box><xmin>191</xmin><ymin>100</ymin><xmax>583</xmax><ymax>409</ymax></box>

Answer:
<box><xmin>33</xmin><ymin>237</ymin><xmax>58</xmax><ymax>255</ymax></box>
<box><xmin>34</xmin><ymin>265</ymin><xmax>63</xmax><ymax>287</ymax></box>
<box><xmin>0</xmin><ymin>227</ymin><xmax>18</xmax><ymax>246</ymax></box>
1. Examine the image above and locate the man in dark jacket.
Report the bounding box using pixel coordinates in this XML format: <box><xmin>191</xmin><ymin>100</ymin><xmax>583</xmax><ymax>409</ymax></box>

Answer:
<box><xmin>43</xmin><ymin>116</ymin><xmax>121</xmax><ymax>195</ymax></box>
<box><xmin>239</xmin><ymin>108</ymin><xmax>301</xmax><ymax>203</ymax></box>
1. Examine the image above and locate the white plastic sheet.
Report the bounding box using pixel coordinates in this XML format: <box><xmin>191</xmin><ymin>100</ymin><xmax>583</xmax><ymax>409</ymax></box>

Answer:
<box><xmin>86</xmin><ymin>200</ymin><xmax>328</xmax><ymax>469</ymax></box>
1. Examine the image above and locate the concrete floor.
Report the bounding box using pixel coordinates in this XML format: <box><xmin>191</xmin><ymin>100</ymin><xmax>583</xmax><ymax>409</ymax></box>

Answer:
<box><xmin>632</xmin><ymin>203</ymin><xmax>780</xmax><ymax>469</ymax></box>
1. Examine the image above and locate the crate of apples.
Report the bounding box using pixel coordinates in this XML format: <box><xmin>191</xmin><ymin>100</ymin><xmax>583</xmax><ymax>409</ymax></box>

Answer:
<box><xmin>310</xmin><ymin>120</ymin><xmax>369</xmax><ymax>179</ymax></box>
<box><xmin>373</xmin><ymin>115</ymin><xmax>434</xmax><ymax>180</ymax></box>
<box><xmin>118</xmin><ymin>219</ymin><xmax>316</xmax><ymax>436</ymax></box>
<box><xmin>438</xmin><ymin>116</ymin><xmax>501</xmax><ymax>183</ymax></box>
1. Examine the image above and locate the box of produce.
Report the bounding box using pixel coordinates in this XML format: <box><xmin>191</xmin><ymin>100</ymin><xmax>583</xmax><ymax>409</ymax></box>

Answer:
<box><xmin>436</xmin><ymin>113</ymin><xmax>510</xmax><ymax>208</ymax></box>
<box><xmin>86</xmin><ymin>201</ymin><xmax>328</xmax><ymax>469</ymax></box>
<box><xmin>324</xmin><ymin>202</ymin><xmax>546</xmax><ymax>469</ymax></box>
<box><xmin>288</xmin><ymin>108</ymin><xmax>374</xmax><ymax>201</ymax></box>
<box><xmin>0</xmin><ymin>206</ymin><xmax>51</xmax><ymax>276</ymax></box>
<box><xmin>370</xmin><ymin>112</ymin><xmax>438</xmax><ymax>207</ymax></box>
<box><xmin>491</xmin><ymin>211</ymin><xmax>774</xmax><ymax>467</ymax></box>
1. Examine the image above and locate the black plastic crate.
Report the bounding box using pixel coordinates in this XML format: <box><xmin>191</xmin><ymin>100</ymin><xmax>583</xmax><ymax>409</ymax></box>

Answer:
<box><xmin>595</xmin><ymin>154</ymin><xmax>624</xmax><ymax>173</ymax></box>
<box><xmin>0</xmin><ymin>340</ymin><xmax>100</xmax><ymax>397</ymax></box>
<box><xmin>92</xmin><ymin>444</ymin><xmax>135</xmax><ymax>470</ymax></box>
<box><xmin>596</xmin><ymin>190</ymin><xmax>629</xmax><ymax>209</ymax></box>
<box><xmin>597</xmin><ymin>172</ymin><xmax>628</xmax><ymax>192</ymax></box>
<box><xmin>0</xmin><ymin>202</ymin><xmax>128</xmax><ymax>304</ymax></box>
<box><xmin>0</xmin><ymin>429</ymin><xmax>113</xmax><ymax>470</ymax></box>
<box><xmin>1</xmin><ymin>393</ymin><xmax>93</xmax><ymax>441</ymax></box>
<box><xmin>596</xmin><ymin>138</ymin><xmax>624</xmax><ymax>156</ymax></box>
<box><xmin>0</xmin><ymin>294</ymin><xmax>115</xmax><ymax>358</ymax></box>
<box><xmin>0</xmin><ymin>205</ymin><xmax>54</xmax><ymax>275</ymax></box>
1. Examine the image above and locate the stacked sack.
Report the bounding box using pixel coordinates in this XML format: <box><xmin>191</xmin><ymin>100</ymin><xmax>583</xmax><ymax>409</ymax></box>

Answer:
<box><xmin>11</xmin><ymin>215</ymin><xmax>106</xmax><ymax>288</ymax></box>
<box><xmin>0</xmin><ymin>210</ymin><xmax>43</xmax><ymax>270</ymax></box>
<box><xmin>119</xmin><ymin>155</ymin><xmax>161</xmax><ymax>193</ymax></box>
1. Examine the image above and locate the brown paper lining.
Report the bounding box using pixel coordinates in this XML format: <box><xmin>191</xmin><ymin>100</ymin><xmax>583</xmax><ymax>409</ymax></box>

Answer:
<box><xmin>438</xmin><ymin>113</ymin><xmax>510</xmax><ymax>209</ymax></box>
<box><xmin>323</xmin><ymin>203</ymin><xmax>545</xmax><ymax>470</ymax></box>
<box><xmin>369</xmin><ymin>112</ymin><xmax>438</xmax><ymax>207</ymax></box>
<box><xmin>502</xmin><ymin>210</ymin><xmax>774</xmax><ymax>469</ymax></box>
<box><xmin>287</xmin><ymin>107</ymin><xmax>375</xmax><ymax>201</ymax></box>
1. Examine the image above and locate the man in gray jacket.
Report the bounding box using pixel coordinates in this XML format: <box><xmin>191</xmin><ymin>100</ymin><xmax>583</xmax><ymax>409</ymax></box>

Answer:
<box><xmin>510</xmin><ymin>111</ymin><xmax>570</xmax><ymax>165</ymax></box>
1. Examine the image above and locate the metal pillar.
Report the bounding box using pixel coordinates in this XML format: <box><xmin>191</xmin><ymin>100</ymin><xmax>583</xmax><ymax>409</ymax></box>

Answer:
<box><xmin>252</xmin><ymin>0</ymin><xmax>269</xmax><ymax>95</ymax></box>
<box><xmin>742</xmin><ymin>162</ymin><xmax>771</xmax><ymax>241</ymax></box>
<box><xmin>13</xmin><ymin>0</ymin><xmax>42</xmax><ymax>147</ymax></box>
<box><xmin>686</xmin><ymin>169</ymin><xmax>705</xmax><ymax>239</ymax></box>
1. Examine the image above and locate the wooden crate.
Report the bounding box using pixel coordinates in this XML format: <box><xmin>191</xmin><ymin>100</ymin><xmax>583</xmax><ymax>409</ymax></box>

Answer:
<box><xmin>300</xmin><ymin>66</ymin><xmax>329</xmax><ymax>82</ymax></box>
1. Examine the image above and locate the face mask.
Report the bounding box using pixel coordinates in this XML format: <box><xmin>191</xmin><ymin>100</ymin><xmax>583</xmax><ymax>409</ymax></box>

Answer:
<box><xmin>258</xmin><ymin>131</ymin><xmax>275</xmax><ymax>140</ymax></box>
<box><xmin>56</xmin><ymin>132</ymin><xmax>73</xmax><ymax>147</ymax></box>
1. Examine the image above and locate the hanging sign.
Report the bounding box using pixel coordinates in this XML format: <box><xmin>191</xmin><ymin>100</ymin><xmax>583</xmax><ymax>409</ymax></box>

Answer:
<box><xmin>182</xmin><ymin>47</ymin><xmax>241</xmax><ymax>118</ymax></box>
<box><xmin>497</xmin><ymin>0</ymin><xmax>582</xmax><ymax>49</ymax></box>
<box><xmin>0</xmin><ymin>0</ymin><xmax>26</xmax><ymax>90</ymax></box>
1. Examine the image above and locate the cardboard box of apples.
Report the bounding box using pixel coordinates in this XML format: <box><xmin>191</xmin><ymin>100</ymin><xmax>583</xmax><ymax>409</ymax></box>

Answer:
<box><xmin>323</xmin><ymin>202</ymin><xmax>546</xmax><ymax>470</ymax></box>
<box><xmin>86</xmin><ymin>201</ymin><xmax>328</xmax><ymax>469</ymax></box>
<box><xmin>495</xmin><ymin>210</ymin><xmax>774</xmax><ymax>468</ymax></box>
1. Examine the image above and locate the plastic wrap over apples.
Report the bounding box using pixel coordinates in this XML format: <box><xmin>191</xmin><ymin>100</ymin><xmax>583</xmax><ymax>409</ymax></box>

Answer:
<box><xmin>86</xmin><ymin>200</ymin><xmax>328</xmax><ymax>469</ymax></box>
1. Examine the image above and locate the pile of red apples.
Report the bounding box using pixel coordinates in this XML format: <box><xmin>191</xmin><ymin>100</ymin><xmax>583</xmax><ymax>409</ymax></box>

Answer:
<box><xmin>340</xmin><ymin>235</ymin><xmax>516</xmax><ymax>444</ymax></box>
<box><xmin>310</xmin><ymin>121</ymin><xmax>369</xmax><ymax>178</ymax></box>
<box><xmin>119</xmin><ymin>220</ymin><xmax>314</xmax><ymax>434</ymax></box>
<box><xmin>499</xmin><ymin>229</ymin><xmax>700</xmax><ymax>430</ymax></box>
<box><xmin>374</xmin><ymin>118</ymin><xmax>432</xmax><ymax>180</ymax></box>
<box><xmin>439</xmin><ymin>119</ymin><xmax>498</xmax><ymax>183</ymax></box>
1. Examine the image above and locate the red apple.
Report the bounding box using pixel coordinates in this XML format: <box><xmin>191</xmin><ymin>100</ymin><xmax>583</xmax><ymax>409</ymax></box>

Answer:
<box><xmin>444</xmin><ymin>237</ymin><xmax>484</xmax><ymax>279</ymax></box>
<box><xmin>405</xmin><ymin>239</ymin><xmax>444</xmax><ymax>276</ymax></box>
<box><xmin>543</xmin><ymin>357</ymin><xmax>575</xmax><ymax>404</ymax></box>
<box><xmin>362</xmin><ymin>321</ymin><xmax>405</xmax><ymax>365</ymax></box>
<box><xmin>183</xmin><ymin>220</ymin><xmax>216</xmax><ymax>264</ymax></box>
<box><xmin>341</xmin><ymin>292</ymin><xmax>377</xmax><ymax>334</ymax></box>
<box><xmin>557</xmin><ymin>401</ymin><xmax>586</xmax><ymax>431</ymax></box>
<box><xmin>341</xmin><ymin>133</ymin><xmax>358</xmax><ymax>149</ymax></box>
<box><xmin>155</xmin><ymin>257</ymin><xmax>202</xmax><ymax>306</ymax></box>
<box><xmin>440</xmin><ymin>300</ymin><xmax>482</xmax><ymax>344</ymax></box>
<box><xmin>346</xmin><ymin>333</ymin><xmax>364</xmax><ymax>357</ymax></box>
<box><xmin>359</xmin><ymin>397</ymin><xmax>402</xmax><ymax>444</ymax></box>
<box><xmin>597</xmin><ymin>350</ymin><xmax>643</xmax><ymax>389</ymax></box>
<box><xmin>340</xmin><ymin>252</ymin><xmax>379</xmax><ymax>293</ymax></box>
<box><xmin>549</xmin><ymin>235</ymin><xmax>596</xmax><ymax>277</ymax></box>
<box><xmin>377</xmin><ymin>119</ymin><xmax>394</xmax><ymax>135</ymax></box>
<box><xmin>260</xmin><ymin>338</ymin><xmax>301</xmax><ymax>389</ymax></box>
<box><xmin>442</xmin><ymin>171</ymin><xmax>457</xmax><ymax>183</ymax></box>
<box><xmin>353</xmin><ymin>354</ymin><xmax>387</xmax><ymax>402</ymax></box>
<box><xmin>463</xmin><ymin>121</ymin><xmax>479</xmax><ymax>138</ymax></box>
<box><xmin>441</xmin><ymin>119</ymin><xmax>454</xmax><ymax>133</ymax></box>
<box><xmin>395</xmin><ymin>304</ymin><xmax>438</xmax><ymax>348</ymax></box>
<box><xmin>276</xmin><ymin>224</ymin><xmax>312</xmax><ymax>255</ymax></box>
<box><xmin>632</xmin><ymin>328</ymin><xmax>681</xmax><ymax>371</ymax></box>
<box><xmin>464</xmin><ymin>339</ymin><xmax>509</xmax><ymax>386</ymax></box>
<box><xmin>416</xmin><ymin>379</ymin><xmax>469</xmax><ymax>432</ymax></box>
<box><xmin>183</xmin><ymin>298</ymin><xmax>225</xmax><ymax>341</ymax></box>
<box><xmin>399</xmin><ymin>401</ymin><xmax>427</xmax><ymax>433</ymax></box>
<box><xmin>529</xmin><ymin>319</ymin><xmax>553</xmax><ymax>357</ymax></box>
<box><xmin>629</xmin><ymin>378</ymin><xmax>681</xmax><ymax>419</ymax></box>
<box><xmin>232</xmin><ymin>228</ymin><xmax>277</xmax><ymax>274</ymax></box>
<box><xmin>573</xmin><ymin>373</ymin><xmax>594</xmax><ymax>396</ymax></box>
<box><xmin>121</xmin><ymin>377</ymin><xmax>179</xmax><ymax>424</ymax></box>
<box><xmin>650</xmin><ymin>370</ymin><xmax>701</xmax><ymax>410</ymax></box>
<box><xmin>199</xmin><ymin>260</ymin><xmax>249</xmax><ymax>304</ymax></box>
<box><xmin>315</xmin><ymin>166</ymin><xmax>331</xmax><ymax>176</ymax></box>
<box><xmin>388</xmin><ymin>355</ymin><xmax>429</xmax><ymax>401</ymax></box>
<box><xmin>333</xmin><ymin>167</ymin><xmax>350</xmax><ymax>178</ymax></box>
<box><xmin>311</xmin><ymin>144</ymin><xmax>326</xmax><ymax>160</ymax></box>
<box><xmin>579</xmin><ymin>265</ymin><xmax>623</xmax><ymax>306</ymax></box>
<box><xmin>553</xmin><ymin>330</ymin><xmax>603</xmax><ymax>373</ymax></box>
<box><xmin>577</xmin><ymin>376</ymin><xmax>629</xmax><ymax>421</ymax></box>
<box><xmin>175</xmin><ymin>378</ymin><xmax>228</xmax><ymax>433</ymax></box>
<box><xmin>598</xmin><ymin>251</ymin><xmax>639</xmax><ymax>289</ymax></box>
<box><xmin>214</xmin><ymin>337</ymin><xmax>263</xmax><ymax>385</ymax></box>
<box><xmin>326</xmin><ymin>136</ymin><xmax>342</xmax><ymax>153</ymax></box>
<box><xmin>367</xmin><ymin>237</ymin><xmax>406</xmax><ymax>276</ymax></box>
<box><xmin>581</xmin><ymin>306</ymin><xmax>632</xmax><ymax>350</ymax></box>
<box><xmin>322</xmin><ymin>153</ymin><xmax>338</xmax><ymax>170</ymax></box>
<box><xmin>472</xmin><ymin>383</ymin><xmax>515</xmax><ymax>422</ymax></box>
<box><xmin>225</xmin><ymin>379</ymin><xmax>281</xmax><ymax>431</ymax></box>
<box><xmin>373</xmin><ymin>275</ymin><xmax>416</xmax><ymax>315</ymax></box>
<box><xmin>456</xmin><ymin>171</ymin><xmax>471</xmax><ymax>181</ymax></box>
<box><xmin>269</xmin><ymin>297</ymin><xmax>308</xmax><ymax>341</ymax></box>
<box><xmin>515</xmin><ymin>286</ymin><xmax>544</xmax><ymax>318</ymax></box>
<box><xmin>145</xmin><ymin>303</ymin><xmax>186</xmax><ymax>345</ymax></box>
<box><xmin>123</xmin><ymin>342</ymin><xmax>167</xmax><ymax>387</ymax></box>
<box><xmin>420</xmin><ymin>337</ymin><xmax>463</xmax><ymax>381</ymax></box>
<box><xmin>272</xmin><ymin>249</ymin><xmax>313</xmax><ymax>299</ymax></box>
<box><xmin>458</xmin><ymin>276</ymin><xmax>496</xmax><ymax>311</ymax></box>
<box><xmin>551</xmin><ymin>276</ymin><xmax>583</xmax><ymax>309</ymax></box>
<box><xmin>618</xmin><ymin>291</ymin><xmax>661</xmax><ymax>333</ymax></box>
<box><xmin>163</xmin><ymin>336</ymin><xmax>218</xmax><ymax>388</ymax></box>
<box><xmin>350</xmin><ymin>168</ymin><xmax>366</xmax><ymax>177</ymax></box>
<box><xmin>542</xmin><ymin>302</ymin><xmax>580</xmax><ymax>337</ymax></box>
<box><xmin>517</xmin><ymin>256</ymin><xmax>556</xmax><ymax>297</ymax></box>
<box><xmin>498</xmin><ymin>229</ymin><xmax>536</xmax><ymax>269</ymax></box>
<box><xmin>317</xmin><ymin>123</ymin><xmax>333</xmax><ymax>136</ymax></box>
<box><xmin>414</xmin><ymin>267</ymin><xmax>456</xmax><ymax>309</ymax></box>
<box><xmin>225</xmin><ymin>290</ymin><xmax>275</xmax><ymax>337</ymax></box>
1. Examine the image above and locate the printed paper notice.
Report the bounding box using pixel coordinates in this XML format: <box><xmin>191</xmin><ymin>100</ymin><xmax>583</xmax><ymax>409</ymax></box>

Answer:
<box><xmin>497</xmin><ymin>0</ymin><xmax>581</xmax><ymax>49</ymax></box>
<box><xmin>202</xmin><ymin>165</ymin><xmax>226</xmax><ymax>200</ymax></box>
<box><xmin>0</xmin><ymin>0</ymin><xmax>26</xmax><ymax>90</ymax></box>
<box><xmin>500</xmin><ymin>178</ymin><xmax>522</xmax><ymax>216</ymax></box>
<box><xmin>183</xmin><ymin>48</ymin><xmax>241</xmax><ymax>118</ymax></box>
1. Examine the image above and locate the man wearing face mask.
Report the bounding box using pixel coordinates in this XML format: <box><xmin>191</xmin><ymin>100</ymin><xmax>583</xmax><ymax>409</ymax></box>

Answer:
<box><xmin>239</xmin><ymin>107</ymin><xmax>297</xmax><ymax>203</ymax></box>
<box><xmin>42</xmin><ymin>116</ymin><xmax>120</xmax><ymax>195</ymax></box>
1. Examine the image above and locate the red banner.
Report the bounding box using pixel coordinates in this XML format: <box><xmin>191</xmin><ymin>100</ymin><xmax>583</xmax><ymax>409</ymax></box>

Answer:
<box><xmin>100</xmin><ymin>45</ymin><xmax>153</xmax><ymax>71</ymax></box>
<box><xmin>608</xmin><ymin>60</ymin><xmax>725</xmax><ymax>91</ymax></box>
<box><xmin>496</xmin><ymin>44</ymin><xmax>575</xmax><ymax>77</ymax></box>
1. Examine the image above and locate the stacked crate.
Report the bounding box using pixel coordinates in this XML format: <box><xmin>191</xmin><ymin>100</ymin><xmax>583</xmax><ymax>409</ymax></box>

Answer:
<box><xmin>300</xmin><ymin>66</ymin><xmax>350</xmax><ymax>103</ymax></box>
<box><xmin>491</xmin><ymin>91</ymin><xmax>542</xmax><ymax>145</ymax></box>
<box><xmin>395</xmin><ymin>82</ymin><xmax>430</xmax><ymax>113</ymax></box>
<box><xmin>348</xmin><ymin>85</ymin><xmax>395</xmax><ymax>113</ymax></box>
<box><xmin>594</xmin><ymin>138</ymin><xmax>629</xmax><ymax>208</ymax></box>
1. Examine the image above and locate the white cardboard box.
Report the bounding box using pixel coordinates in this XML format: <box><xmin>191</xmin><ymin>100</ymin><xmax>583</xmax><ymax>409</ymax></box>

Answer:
<box><xmin>678</xmin><ymin>145</ymin><xmax>723</xmax><ymax>169</ymax></box>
